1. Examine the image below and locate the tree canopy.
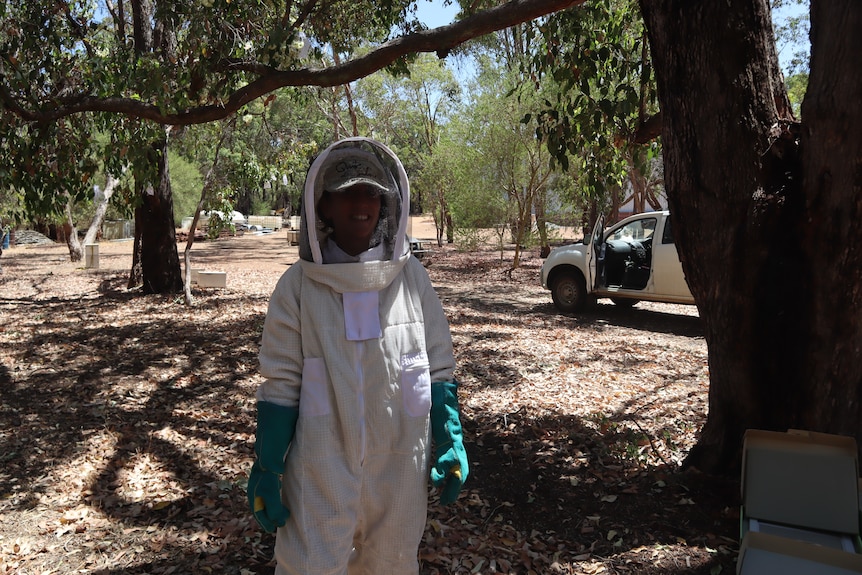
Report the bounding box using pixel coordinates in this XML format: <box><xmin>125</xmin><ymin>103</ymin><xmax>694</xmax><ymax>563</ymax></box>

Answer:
<box><xmin>0</xmin><ymin>0</ymin><xmax>581</xmax><ymax>224</ymax></box>
<box><xmin>0</xmin><ymin>0</ymin><xmax>581</xmax><ymax>125</ymax></box>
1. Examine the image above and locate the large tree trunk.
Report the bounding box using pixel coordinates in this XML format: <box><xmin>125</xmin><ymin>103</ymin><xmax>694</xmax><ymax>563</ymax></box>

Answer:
<box><xmin>796</xmin><ymin>1</ymin><xmax>862</xmax><ymax>435</ymax></box>
<box><xmin>130</xmin><ymin>139</ymin><xmax>183</xmax><ymax>294</ymax></box>
<box><xmin>640</xmin><ymin>0</ymin><xmax>862</xmax><ymax>474</ymax></box>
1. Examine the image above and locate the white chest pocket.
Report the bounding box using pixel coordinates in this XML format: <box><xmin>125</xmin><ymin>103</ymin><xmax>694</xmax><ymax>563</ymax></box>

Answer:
<box><xmin>401</xmin><ymin>351</ymin><xmax>431</xmax><ymax>417</ymax></box>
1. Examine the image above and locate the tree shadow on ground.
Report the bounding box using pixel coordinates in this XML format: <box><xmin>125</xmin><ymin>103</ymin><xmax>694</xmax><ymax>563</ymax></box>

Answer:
<box><xmin>0</xmin><ymin>245</ymin><xmax>734</xmax><ymax>574</ymax></box>
<box><xmin>452</xmin><ymin>409</ymin><xmax>740</xmax><ymax>575</ymax></box>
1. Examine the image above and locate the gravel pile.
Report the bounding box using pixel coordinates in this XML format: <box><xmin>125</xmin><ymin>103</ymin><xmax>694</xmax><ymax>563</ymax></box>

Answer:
<box><xmin>8</xmin><ymin>230</ymin><xmax>56</xmax><ymax>246</ymax></box>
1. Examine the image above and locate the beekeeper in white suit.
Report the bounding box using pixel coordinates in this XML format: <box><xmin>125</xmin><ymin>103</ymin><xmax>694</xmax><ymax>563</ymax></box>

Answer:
<box><xmin>248</xmin><ymin>137</ymin><xmax>469</xmax><ymax>575</ymax></box>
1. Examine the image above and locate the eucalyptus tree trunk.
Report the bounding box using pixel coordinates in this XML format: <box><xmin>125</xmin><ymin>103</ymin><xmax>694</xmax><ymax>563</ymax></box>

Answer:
<box><xmin>640</xmin><ymin>0</ymin><xmax>862</xmax><ymax>473</ymax></box>
<box><xmin>129</xmin><ymin>138</ymin><xmax>183</xmax><ymax>294</ymax></box>
<box><xmin>183</xmin><ymin>120</ymin><xmax>231</xmax><ymax>305</ymax></box>
<box><xmin>534</xmin><ymin>188</ymin><xmax>550</xmax><ymax>258</ymax></box>
<box><xmin>82</xmin><ymin>173</ymin><xmax>119</xmax><ymax>246</ymax></box>
<box><xmin>122</xmin><ymin>0</ymin><xmax>182</xmax><ymax>294</ymax></box>
<box><xmin>63</xmin><ymin>193</ymin><xmax>83</xmax><ymax>262</ymax></box>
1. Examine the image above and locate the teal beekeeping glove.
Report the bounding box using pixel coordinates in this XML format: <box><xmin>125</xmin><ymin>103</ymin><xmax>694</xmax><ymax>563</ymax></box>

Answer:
<box><xmin>247</xmin><ymin>401</ymin><xmax>299</xmax><ymax>533</ymax></box>
<box><xmin>430</xmin><ymin>380</ymin><xmax>469</xmax><ymax>505</ymax></box>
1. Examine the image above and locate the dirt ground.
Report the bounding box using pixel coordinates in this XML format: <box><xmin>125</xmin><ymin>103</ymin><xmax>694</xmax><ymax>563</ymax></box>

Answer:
<box><xmin>0</xmin><ymin>217</ymin><xmax>740</xmax><ymax>575</ymax></box>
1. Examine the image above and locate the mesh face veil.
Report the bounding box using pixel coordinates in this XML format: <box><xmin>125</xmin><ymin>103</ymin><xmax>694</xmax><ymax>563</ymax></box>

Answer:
<box><xmin>299</xmin><ymin>138</ymin><xmax>410</xmax><ymax>263</ymax></box>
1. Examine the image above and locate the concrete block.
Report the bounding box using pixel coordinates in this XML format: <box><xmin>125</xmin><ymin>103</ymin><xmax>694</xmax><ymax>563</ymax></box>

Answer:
<box><xmin>84</xmin><ymin>244</ymin><xmax>99</xmax><ymax>269</ymax></box>
<box><xmin>196</xmin><ymin>271</ymin><xmax>226</xmax><ymax>288</ymax></box>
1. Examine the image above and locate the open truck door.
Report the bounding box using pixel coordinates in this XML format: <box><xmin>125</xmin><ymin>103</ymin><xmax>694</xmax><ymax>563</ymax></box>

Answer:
<box><xmin>587</xmin><ymin>215</ymin><xmax>605</xmax><ymax>292</ymax></box>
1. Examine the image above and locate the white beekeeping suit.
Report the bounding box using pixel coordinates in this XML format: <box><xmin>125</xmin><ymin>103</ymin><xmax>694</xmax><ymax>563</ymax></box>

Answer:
<box><xmin>256</xmin><ymin>138</ymin><xmax>457</xmax><ymax>575</ymax></box>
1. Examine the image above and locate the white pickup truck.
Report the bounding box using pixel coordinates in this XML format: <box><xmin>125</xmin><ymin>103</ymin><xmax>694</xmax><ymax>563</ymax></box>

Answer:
<box><xmin>540</xmin><ymin>210</ymin><xmax>695</xmax><ymax>313</ymax></box>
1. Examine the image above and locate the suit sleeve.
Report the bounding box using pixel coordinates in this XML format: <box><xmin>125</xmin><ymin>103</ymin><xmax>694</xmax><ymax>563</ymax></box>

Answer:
<box><xmin>412</xmin><ymin>260</ymin><xmax>456</xmax><ymax>384</ymax></box>
<box><xmin>256</xmin><ymin>269</ymin><xmax>304</xmax><ymax>407</ymax></box>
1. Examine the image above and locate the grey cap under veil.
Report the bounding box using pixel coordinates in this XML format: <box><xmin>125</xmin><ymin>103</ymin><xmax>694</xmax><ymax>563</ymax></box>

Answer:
<box><xmin>298</xmin><ymin>138</ymin><xmax>409</xmax><ymax>263</ymax></box>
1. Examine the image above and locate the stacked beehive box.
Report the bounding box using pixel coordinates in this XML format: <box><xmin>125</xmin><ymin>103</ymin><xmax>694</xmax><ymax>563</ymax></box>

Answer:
<box><xmin>738</xmin><ymin>429</ymin><xmax>862</xmax><ymax>573</ymax></box>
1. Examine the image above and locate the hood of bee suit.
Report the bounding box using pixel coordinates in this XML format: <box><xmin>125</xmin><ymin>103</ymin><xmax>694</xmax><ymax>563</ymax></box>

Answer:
<box><xmin>298</xmin><ymin>137</ymin><xmax>409</xmax><ymax>265</ymax></box>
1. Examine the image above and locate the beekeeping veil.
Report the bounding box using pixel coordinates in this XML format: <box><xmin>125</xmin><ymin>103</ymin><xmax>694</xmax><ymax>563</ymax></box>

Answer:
<box><xmin>299</xmin><ymin>137</ymin><xmax>409</xmax><ymax>263</ymax></box>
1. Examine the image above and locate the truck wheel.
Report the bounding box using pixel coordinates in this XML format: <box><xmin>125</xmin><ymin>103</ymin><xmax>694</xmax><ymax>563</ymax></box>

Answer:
<box><xmin>551</xmin><ymin>272</ymin><xmax>587</xmax><ymax>313</ymax></box>
<box><xmin>610</xmin><ymin>297</ymin><xmax>639</xmax><ymax>308</ymax></box>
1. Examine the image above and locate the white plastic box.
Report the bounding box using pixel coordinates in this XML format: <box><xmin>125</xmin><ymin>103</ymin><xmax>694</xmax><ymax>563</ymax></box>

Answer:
<box><xmin>740</xmin><ymin>429</ymin><xmax>859</xmax><ymax>537</ymax></box>
<box><xmin>737</xmin><ymin>429</ymin><xmax>862</xmax><ymax>573</ymax></box>
<box><xmin>189</xmin><ymin>269</ymin><xmax>226</xmax><ymax>288</ymax></box>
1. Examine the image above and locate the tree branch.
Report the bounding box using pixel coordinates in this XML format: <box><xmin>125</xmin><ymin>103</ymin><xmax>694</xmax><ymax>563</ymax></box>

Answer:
<box><xmin>3</xmin><ymin>0</ymin><xmax>584</xmax><ymax>126</ymax></box>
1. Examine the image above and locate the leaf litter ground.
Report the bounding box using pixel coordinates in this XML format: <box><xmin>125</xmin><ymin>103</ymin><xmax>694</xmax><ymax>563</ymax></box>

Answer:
<box><xmin>0</xmin><ymin>229</ymin><xmax>740</xmax><ymax>574</ymax></box>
